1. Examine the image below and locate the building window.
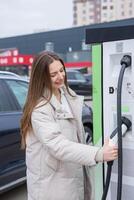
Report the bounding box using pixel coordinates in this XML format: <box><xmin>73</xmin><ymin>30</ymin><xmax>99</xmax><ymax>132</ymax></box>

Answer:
<box><xmin>103</xmin><ymin>13</ymin><xmax>107</xmax><ymax>18</ymax></box>
<box><xmin>73</xmin><ymin>6</ymin><xmax>77</xmax><ymax>11</ymax></box>
<box><xmin>83</xmin><ymin>2</ymin><xmax>86</xmax><ymax>7</ymax></box>
<box><xmin>83</xmin><ymin>9</ymin><xmax>86</xmax><ymax>14</ymax></box>
<box><xmin>73</xmin><ymin>20</ymin><xmax>77</xmax><ymax>25</ymax></box>
<box><xmin>121</xmin><ymin>11</ymin><xmax>125</xmax><ymax>16</ymax></box>
<box><xmin>89</xmin><ymin>16</ymin><xmax>93</xmax><ymax>19</ymax></box>
<box><xmin>121</xmin><ymin>4</ymin><xmax>124</xmax><ymax>9</ymax></box>
<box><xmin>129</xmin><ymin>10</ymin><xmax>133</xmax><ymax>15</ymax></box>
<box><xmin>129</xmin><ymin>3</ymin><xmax>132</xmax><ymax>7</ymax></box>
<box><xmin>102</xmin><ymin>6</ymin><xmax>107</xmax><ymax>10</ymax></box>
<box><xmin>73</xmin><ymin>13</ymin><xmax>77</xmax><ymax>18</ymax></box>
<box><xmin>110</xmin><ymin>5</ymin><xmax>114</xmax><ymax>9</ymax></box>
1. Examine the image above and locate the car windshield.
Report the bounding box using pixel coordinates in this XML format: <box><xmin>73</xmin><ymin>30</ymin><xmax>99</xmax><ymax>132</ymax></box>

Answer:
<box><xmin>67</xmin><ymin>71</ymin><xmax>86</xmax><ymax>81</ymax></box>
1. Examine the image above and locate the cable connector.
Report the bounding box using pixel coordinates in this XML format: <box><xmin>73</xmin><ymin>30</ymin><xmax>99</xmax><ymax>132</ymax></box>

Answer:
<box><xmin>120</xmin><ymin>55</ymin><xmax>131</xmax><ymax>68</ymax></box>
<box><xmin>109</xmin><ymin>116</ymin><xmax>131</xmax><ymax>146</ymax></box>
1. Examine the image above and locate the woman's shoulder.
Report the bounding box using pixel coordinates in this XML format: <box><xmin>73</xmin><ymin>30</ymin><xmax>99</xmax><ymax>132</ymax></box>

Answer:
<box><xmin>33</xmin><ymin>97</ymin><xmax>52</xmax><ymax>113</ymax></box>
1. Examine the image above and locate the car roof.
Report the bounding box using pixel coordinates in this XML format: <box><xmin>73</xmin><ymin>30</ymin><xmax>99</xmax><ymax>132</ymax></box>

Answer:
<box><xmin>0</xmin><ymin>71</ymin><xmax>20</xmax><ymax>78</ymax></box>
<box><xmin>66</xmin><ymin>68</ymin><xmax>80</xmax><ymax>73</ymax></box>
<box><xmin>0</xmin><ymin>75</ymin><xmax>29</xmax><ymax>82</ymax></box>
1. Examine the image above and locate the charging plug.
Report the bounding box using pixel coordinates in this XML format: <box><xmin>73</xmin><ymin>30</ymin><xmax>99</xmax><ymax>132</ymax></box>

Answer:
<box><xmin>109</xmin><ymin>116</ymin><xmax>131</xmax><ymax>146</ymax></box>
<box><xmin>120</xmin><ymin>55</ymin><xmax>131</xmax><ymax>68</ymax></box>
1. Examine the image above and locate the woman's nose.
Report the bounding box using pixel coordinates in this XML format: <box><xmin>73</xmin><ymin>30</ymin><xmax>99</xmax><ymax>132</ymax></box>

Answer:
<box><xmin>58</xmin><ymin>72</ymin><xmax>63</xmax><ymax>79</ymax></box>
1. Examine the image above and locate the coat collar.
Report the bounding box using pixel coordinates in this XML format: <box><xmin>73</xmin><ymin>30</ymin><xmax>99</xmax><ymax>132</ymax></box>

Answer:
<box><xmin>62</xmin><ymin>86</ymin><xmax>84</xmax><ymax>143</ymax></box>
<box><xmin>49</xmin><ymin>86</ymin><xmax>84</xmax><ymax>143</ymax></box>
<box><xmin>49</xmin><ymin>86</ymin><xmax>84</xmax><ymax>121</ymax></box>
<box><xmin>49</xmin><ymin>86</ymin><xmax>72</xmax><ymax>111</ymax></box>
<box><xmin>49</xmin><ymin>86</ymin><xmax>75</xmax><ymax>119</ymax></box>
<box><xmin>63</xmin><ymin>86</ymin><xmax>84</xmax><ymax>119</ymax></box>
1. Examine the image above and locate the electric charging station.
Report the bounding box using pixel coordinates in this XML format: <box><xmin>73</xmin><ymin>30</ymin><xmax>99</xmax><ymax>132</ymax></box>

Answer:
<box><xmin>86</xmin><ymin>22</ymin><xmax>134</xmax><ymax>200</ymax></box>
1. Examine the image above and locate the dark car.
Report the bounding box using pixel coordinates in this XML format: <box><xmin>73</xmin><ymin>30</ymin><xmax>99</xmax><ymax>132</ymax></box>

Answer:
<box><xmin>66</xmin><ymin>69</ymin><xmax>92</xmax><ymax>96</ymax></box>
<box><xmin>84</xmin><ymin>73</ymin><xmax>92</xmax><ymax>85</ymax></box>
<box><xmin>0</xmin><ymin>75</ymin><xmax>93</xmax><ymax>194</ymax></box>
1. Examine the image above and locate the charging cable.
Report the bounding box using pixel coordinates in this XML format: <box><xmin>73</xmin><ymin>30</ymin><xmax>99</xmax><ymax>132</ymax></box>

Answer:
<box><xmin>117</xmin><ymin>55</ymin><xmax>131</xmax><ymax>200</ymax></box>
<box><xmin>101</xmin><ymin>117</ymin><xmax>131</xmax><ymax>200</ymax></box>
<box><xmin>101</xmin><ymin>55</ymin><xmax>131</xmax><ymax>200</ymax></box>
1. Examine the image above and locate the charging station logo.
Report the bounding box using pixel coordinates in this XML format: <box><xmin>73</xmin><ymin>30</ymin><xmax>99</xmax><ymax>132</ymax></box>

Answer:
<box><xmin>109</xmin><ymin>87</ymin><xmax>114</xmax><ymax>94</ymax></box>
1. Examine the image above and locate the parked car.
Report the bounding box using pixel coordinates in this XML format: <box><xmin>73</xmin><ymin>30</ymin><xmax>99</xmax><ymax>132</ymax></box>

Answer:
<box><xmin>0</xmin><ymin>75</ymin><xmax>93</xmax><ymax>194</ymax></box>
<box><xmin>84</xmin><ymin>73</ymin><xmax>92</xmax><ymax>85</ymax></box>
<box><xmin>0</xmin><ymin>71</ymin><xmax>20</xmax><ymax>78</ymax></box>
<box><xmin>66</xmin><ymin>69</ymin><xmax>92</xmax><ymax>96</ymax></box>
<box><xmin>0</xmin><ymin>71</ymin><xmax>29</xmax><ymax>80</ymax></box>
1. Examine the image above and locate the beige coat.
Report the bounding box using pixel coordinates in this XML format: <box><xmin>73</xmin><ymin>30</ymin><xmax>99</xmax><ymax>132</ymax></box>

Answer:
<box><xmin>26</xmin><ymin>87</ymin><xmax>103</xmax><ymax>200</ymax></box>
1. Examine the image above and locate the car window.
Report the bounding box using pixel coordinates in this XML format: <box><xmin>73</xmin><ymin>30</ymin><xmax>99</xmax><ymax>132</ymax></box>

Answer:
<box><xmin>67</xmin><ymin>72</ymin><xmax>75</xmax><ymax>80</ymax></box>
<box><xmin>67</xmin><ymin>71</ymin><xmax>86</xmax><ymax>81</ymax></box>
<box><xmin>5</xmin><ymin>80</ymin><xmax>28</xmax><ymax>109</ymax></box>
<box><xmin>84</xmin><ymin>74</ymin><xmax>92</xmax><ymax>83</ymax></box>
<box><xmin>74</xmin><ymin>72</ymin><xmax>86</xmax><ymax>81</ymax></box>
<box><xmin>0</xmin><ymin>83</ymin><xmax>15</xmax><ymax>112</ymax></box>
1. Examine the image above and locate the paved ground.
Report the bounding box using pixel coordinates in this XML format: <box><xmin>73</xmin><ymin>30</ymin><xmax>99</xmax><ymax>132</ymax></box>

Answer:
<box><xmin>0</xmin><ymin>184</ymin><xmax>27</xmax><ymax>200</ymax></box>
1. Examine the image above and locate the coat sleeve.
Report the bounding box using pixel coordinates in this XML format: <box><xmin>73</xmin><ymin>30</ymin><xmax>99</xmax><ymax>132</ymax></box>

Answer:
<box><xmin>31</xmin><ymin>108</ymin><xmax>103</xmax><ymax>166</ymax></box>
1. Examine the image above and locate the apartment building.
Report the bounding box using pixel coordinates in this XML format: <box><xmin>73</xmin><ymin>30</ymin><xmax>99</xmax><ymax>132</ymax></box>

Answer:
<box><xmin>73</xmin><ymin>0</ymin><xmax>101</xmax><ymax>26</ymax></box>
<box><xmin>73</xmin><ymin>0</ymin><xmax>134</xmax><ymax>26</ymax></box>
<box><xmin>101</xmin><ymin>0</ymin><xmax>134</xmax><ymax>22</ymax></box>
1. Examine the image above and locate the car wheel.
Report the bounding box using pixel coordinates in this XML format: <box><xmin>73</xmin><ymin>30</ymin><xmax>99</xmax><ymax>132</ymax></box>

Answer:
<box><xmin>84</xmin><ymin>126</ymin><xmax>93</xmax><ymax>144</ymax></box>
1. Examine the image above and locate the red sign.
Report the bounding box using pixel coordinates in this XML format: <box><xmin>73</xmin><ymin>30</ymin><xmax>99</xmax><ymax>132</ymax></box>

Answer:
<box><xmin>0</xmin><ymin>54</ymin><xmax>92</xmax><ymax>68</ymax></box>
<box><xmin>0</xmin><ymin>55</ymin><xmax>34</xmax><ymax>66</ymax></box>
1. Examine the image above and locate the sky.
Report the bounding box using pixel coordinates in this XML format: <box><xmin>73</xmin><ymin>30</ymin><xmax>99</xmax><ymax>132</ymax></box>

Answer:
<box><xmin>0</xmin><ymin>0</ymin><xmax>73</xmax><ymax>38</ymax></box>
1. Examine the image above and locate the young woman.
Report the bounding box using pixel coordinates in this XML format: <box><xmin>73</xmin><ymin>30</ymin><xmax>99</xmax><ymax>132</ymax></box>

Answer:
<box><xmin>21</xmin><ymin>51</ymin><xmax>118</xmax><ymax>200</ymax></box>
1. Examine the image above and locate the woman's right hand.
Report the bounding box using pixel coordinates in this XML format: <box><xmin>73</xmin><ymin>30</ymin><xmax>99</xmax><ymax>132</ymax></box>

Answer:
<box><xmin>102</xmin><ymin>138</ymin><xmax>118</xmax><ymax>162</ymax></box>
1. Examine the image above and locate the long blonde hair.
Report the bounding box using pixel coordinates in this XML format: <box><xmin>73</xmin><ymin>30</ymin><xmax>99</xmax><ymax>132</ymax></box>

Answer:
<box><xmin>21</xmin><ymin>51</ymin><xmax>72</xmax><ymax>148</ymax></box>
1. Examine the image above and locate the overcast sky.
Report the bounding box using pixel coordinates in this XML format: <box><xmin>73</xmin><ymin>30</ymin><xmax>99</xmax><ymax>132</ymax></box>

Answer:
<box><xmin>0</xmin><ymin>0</ymin><xmax>73</xmax><ymax>38</ymax></box>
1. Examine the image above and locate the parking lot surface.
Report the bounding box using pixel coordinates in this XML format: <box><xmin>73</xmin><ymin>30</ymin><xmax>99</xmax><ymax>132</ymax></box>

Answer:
<box><xmin>0</xmin><ymin>184</ymin><xmax>27</xmax><ymax>200</ymax></box>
